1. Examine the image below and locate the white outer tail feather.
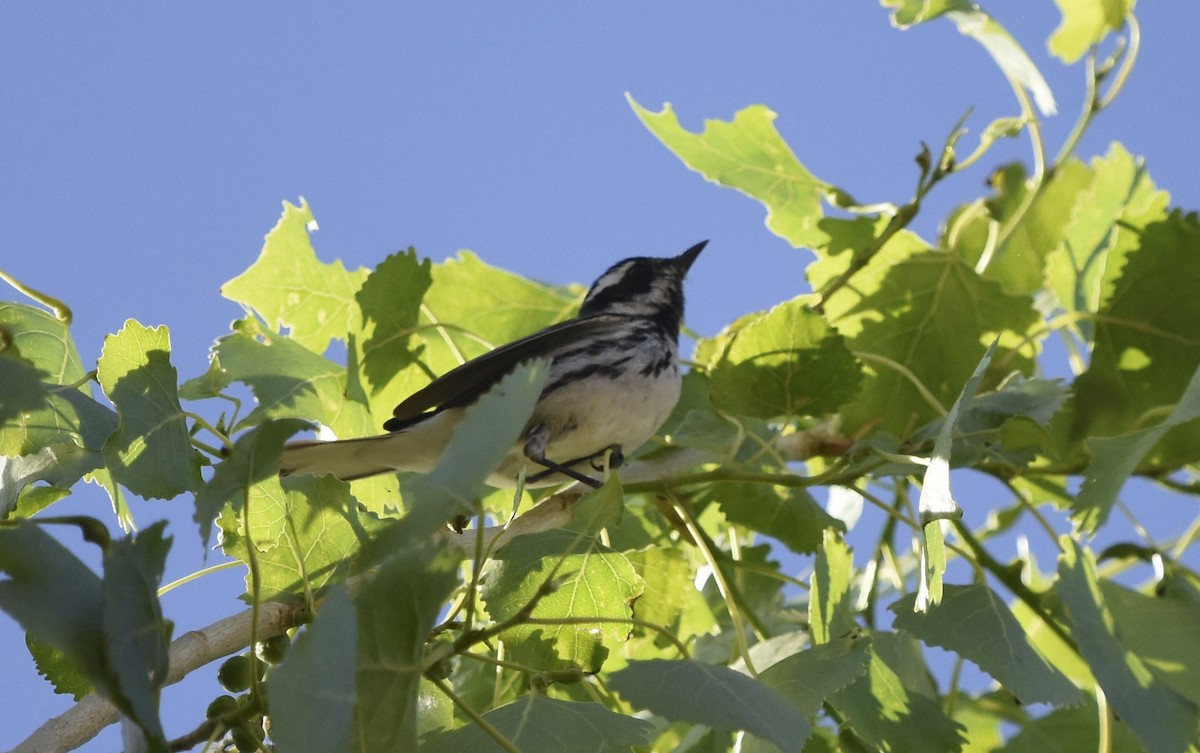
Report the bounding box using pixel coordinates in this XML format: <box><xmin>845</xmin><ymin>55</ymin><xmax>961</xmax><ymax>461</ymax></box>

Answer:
<box><xmin>279</xmin><ymin>410</ymin><xmax>460</xmax><ymax>482</ymax></box>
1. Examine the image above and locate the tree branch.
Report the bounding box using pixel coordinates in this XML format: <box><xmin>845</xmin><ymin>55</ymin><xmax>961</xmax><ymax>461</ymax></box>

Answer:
<box><xmin>10</xmin><ymin>601</ymin><xmax>303</xmax><ymax>753</ymax></box>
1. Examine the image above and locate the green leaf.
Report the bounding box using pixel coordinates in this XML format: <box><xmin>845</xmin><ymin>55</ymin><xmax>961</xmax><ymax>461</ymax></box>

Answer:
<box><xmin>268</xmin><ymin>585</ymin><xmax>357</xmax><ymax>753</ymax></box>
<box><xmin>713</xmin><ymin>481</ymin><xmax>843</xmax><ymax>554</ymax></box>
<box><xmin>424</xmin><ymin>251</ymin><xmax>576</xmax><ymax>351</ymax></box>
<box><xmin>918</xmin><ymin>520</ymin><xmax>949</xmax><ymax>613</ymax></box>
<box><xmin>0</xmin><ymin>354</ymin><xmax>49</xmax><ymax>426</ymax></box>
<box><xmin>564</xmin><ymin>474</ymin><xmax>625</xmax><ymax>535</ymax></box>
<box><xmin>811</xmin><ymin>229</ymin><xmax>1038</xmax><ymax>438</ymax></box>
<box><xmin>401</xmin><ymin>360</ymin><xmax>549</xmax><ymax>538</ymax></box>
<box><xmin>627</xmin><ymin>546</ymin><xmax>695</xmax><ymax>629</ymax></box>
<box><xmin>421</xmin><ymin>696</ymin><xmax>655</xmax><ymax>753</ymax></box>
<box><xmin>1</xmin><ymin>383</ymin><xmax>116</xmax><ymax>518</ymax></box>
<box><xmin>216</xmin><ymin>320</ymin><xmax>367</xmax><ymax>431</ymax></box>
<box><xmin>998</xmin><ymin>694</ymin><xmax>1152</xmax><ymax>753</ymax></box>
<box><xmin>809</xmin><ymin>529</ymin><xmax>855</xmax><ymax>644</ymax></box>
<box><xmin>378</xmin><ymin>251</ymin><xmax>574</xmax><ymax>419</ymax></box>
<box><xmin>193</xmin><ymin>417</ymin><xmax>310</xmax><ymax>547</ymax></box>
<box><xmin>1102</xmin><ymin>580</ymin><xmax>1200</xmax><ymax>706</ymax></box>
<box><xmin>707</xmin><ymin>297</ymin><xmax>861</xmax><ymax>420</ymax></box>
<box><xmin>27</xmin><ymin>637</ymin><xmax>94</xmax><ymax>700</ymax></box>
<box><xmin>482</xmin><ymin>530</ymin><xmax>643</xmax><ymax>671</ymax></box>
<box><xmin>218</xmin><ymin>474</ymin><xmax>381</xmax><ymax>600</ymax></box>
<box><xmin>0</xmin><ymin>302</ymin><xmax>87</xmax><ymax>384</ymax></box>
<box><xmin>920</xmin><ymin>339</ymin><xmax>996</xmax><ymax>523</ymax></box>
<box><xmin>1049</xmin><ymin>0</ymin><xmax>1132</xmax><ymax>63</ymax></box>
<box><xmin>1056</xmin><ymin>538</ymin><xmax>1199</xmax><ymax>753</ymax></box>
<box><xmin>354</xmin><ymin>540</ymin><xmax>460</xmax><ymax>753</ymax></box>
<box><xmin>1064</xmin><ymin>210</ymin><xmax>1200</xmax><ymax>474</ymax></box>
<box><xmin>221</xmin><ymin>198</ymin><xmax>369</xmax><ymax>354</ymax></box>
<box><xmin>609</xmin><ymin>659</ymin><xmax>811</xmax><ymax>752</ymax></box>
<box><xmin>757</xmin><ymin>633</ymin><xmax>872</xmax><ymax>717</ymax></box>
<box><xmin>0</xmin><ymin>521</ymin><xmax>107</xmax><ymax>687</ymax></box>
<box><xmin>352</xmin><ymin>247</ymin><xmax>432</xmax><ymax>399</ymax></box>
<box><xmin>0</xmin><ymin>309</ymin><xmax>117</xmax><ymax>485</ymax></box>
<box><xmin>891</xmin><ymin>584</ymin><xmax>1080</xmax><ymax>706</ymax></box>
<box><xmin>1073</xmin><ymin>361</ymin><xmax>1200</xmax><ymax>532</ymax></box>
<box><xmin>914</xmin><ymin>341</ymin><xmax>997</xmax><ymax>610</ymax></box>
<box><xmin>0</xmin><ymin>520</ymin><xmax>171</xmax><ymax>751</ymax></box>
<box><xmin>629</xmin><ymin>98</ymin><xmax>837</xmax><ymax>249</ymax></box>
<box><xmin>830</xmin><ymin>636</ymin><xmax>967</xmax><ymax>753</ymax></box>
<box><xmin>100</xmin><ymin>522</ymin><xmax>172</xmax><ymax>748</ymax></box>
<box><xmin>96</xmin><ymin>321</ymin><xmax>201</xmax><ymax>499</ymax></box>
<box><xmin>949</xmin><ymin>159</ymin><xmax>1094</xmax><ymax>297</ymax></box>
<box><xmin>1046</xmin><ymin>144</ymin><xmax>1169</xmax><ymax>321</ymax></box>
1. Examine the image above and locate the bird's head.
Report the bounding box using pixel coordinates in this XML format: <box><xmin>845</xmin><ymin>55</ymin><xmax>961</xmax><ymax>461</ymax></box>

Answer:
<box><xmin>578</xmin><ymin>240</ymin><xmax>706</xmax><ymax>336</ymax></box>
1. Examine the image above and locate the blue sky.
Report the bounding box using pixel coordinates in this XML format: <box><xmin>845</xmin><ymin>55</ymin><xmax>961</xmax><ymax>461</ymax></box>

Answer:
<box><xmin>2</xmin><ymin>5</ymin><xmax>1197</xmax><ymax>750</ymax></box>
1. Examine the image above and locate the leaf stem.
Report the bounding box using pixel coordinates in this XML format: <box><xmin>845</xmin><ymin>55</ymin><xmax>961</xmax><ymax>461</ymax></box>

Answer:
<box><xmin>185</xmin><ymin>411</ymin><xmax>236</xmax><ymax>453</ymax></box>
<box><xmin>158</xmin><ymin>560</ymin><xmax>242</xmax><ymax>596</ymax></box>
<box><xmin>430</xmin><ymin>676</ymin><xmax>522</xmax><ymax>753</ymax></box>
<box><xmin>671</xmin><ymin>495</ymin><xmax>759</xmax><ymax>675</ymax></box>
<box><xmin>0</xmin><ymin>266</ymin><xmax>73</xmax><ymax>323</ymax></box>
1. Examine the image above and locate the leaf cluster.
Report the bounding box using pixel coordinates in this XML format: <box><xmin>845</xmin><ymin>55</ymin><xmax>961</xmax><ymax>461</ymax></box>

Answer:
<box><xmin>3</xmin><ymin>4</ymin><xmax>1200</xmax><ymax>753</ymax></box>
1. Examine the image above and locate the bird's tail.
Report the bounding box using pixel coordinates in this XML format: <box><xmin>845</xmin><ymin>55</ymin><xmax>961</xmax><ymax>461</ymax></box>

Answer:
<box><xmin>278</xmin><ymin>433</ymin><xmax>427</xmax><ymax>482</ymax></box>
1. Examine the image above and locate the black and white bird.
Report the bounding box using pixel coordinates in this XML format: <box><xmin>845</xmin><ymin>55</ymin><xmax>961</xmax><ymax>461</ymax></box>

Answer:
<box><xmin>279</xmin><ymin>241</ymin><xmax>706</xmax><ymax>488</ymax></box>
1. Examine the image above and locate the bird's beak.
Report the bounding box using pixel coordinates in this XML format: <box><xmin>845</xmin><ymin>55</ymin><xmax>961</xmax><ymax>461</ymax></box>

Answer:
<box><xmin>676</xmin><ymin>240</ymin><xmax>708</xmax><ymax>272</ymax></box>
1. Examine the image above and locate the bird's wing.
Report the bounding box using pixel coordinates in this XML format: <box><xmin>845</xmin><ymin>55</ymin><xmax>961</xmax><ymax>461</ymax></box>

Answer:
<box><xmin>383</xmin><ymin>314</ymin><xmax>627</xmax><ymax>431</ymax></box>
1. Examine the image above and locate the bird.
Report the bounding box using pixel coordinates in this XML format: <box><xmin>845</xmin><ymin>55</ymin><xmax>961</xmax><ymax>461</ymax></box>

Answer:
<box><xmin>278</xmin><ymin>241</ymin><xmax>706</xmax><ymax>489</ymax></box>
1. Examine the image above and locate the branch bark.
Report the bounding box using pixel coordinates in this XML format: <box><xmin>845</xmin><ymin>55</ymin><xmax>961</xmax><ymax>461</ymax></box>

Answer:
<box><xmin>11</xmin><ymin>600</ymin><xmax>303</xmax><ymax>753</ymax></box>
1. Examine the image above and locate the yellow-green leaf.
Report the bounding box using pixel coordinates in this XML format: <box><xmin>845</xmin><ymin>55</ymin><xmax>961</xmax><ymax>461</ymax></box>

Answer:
<box><xmin>221</xmin><ymin>199</ymin><xmax>369</xmax><ymax>354</ymax></box>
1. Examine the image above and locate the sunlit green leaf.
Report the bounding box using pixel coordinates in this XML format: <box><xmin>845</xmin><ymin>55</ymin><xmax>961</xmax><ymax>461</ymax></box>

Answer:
<box><xmin>97</xmin><ymin>321</ymin><xmax>201</xmax><ymax>499</ymax></box>
<box><xmin>352</xmin><ymin>247</ymin><xmax>432</xmax><ymax>402</ymax></box>
<box><xmin>218</xmin><ymin>473</ymin><xmax>380</xmax><ymax>600</ymax></box>
<box><xmin>221</xmin><ymin>198</ymin><xmax>369</xmax><ymax>354</ymax></box>
<box><xmin>483</xmin><ymin>530</ymin><xmax>643</xmax><ymax>671</ymax></box>
<box><xmin>380</xmin><ymin>251</ymin><xmax>574</xmax><ymax>418</ymax></box>
<box><xmin>1064</xmin><ymin>209</ymin><xmax>1200</xmax><ymax>474</ymax></box>
<box><xmin>0</xmin><ymin>302</ymin><xmax>87</xmax><ymax>385</ymax></box>
<box><xmin>194</xmin><ymin>417</ymin><xmax>310</xmax><ymax>547</ymax></box>
<box><xmin>629</xmin><ymin>98</ymin><xmax>838</xmax><ymax>250</ymax></box>
<box><xmin>1049</xmin><ymin>0</ymin><xmax>1132</xmax><ymax>63</ymax></box>
<box><xmin>950</xmin><ymin>159</ymin><xmax>1093</xmax><ymax>297</ymax></box>
<box><xmin>707</xmin><ymin>297</ymin><xmax>861</xmax><ymax>420</ymax></box>
<box><xmin>1046</xmin><ymin>144</ymin><xmax>1169</xmax><ymax>320</ymax></box>
<box><xmin>811</xmin><ymin>228</ymin><xmax>1037</xmax><ymax>438</ymax></box>
<box><xmin>810</xmin><ymin>529</ymin><xmax>855</xmax><ymax>644</ymax></box>
<box><xmin>627</xmin><ymin>545</ymin><xmax>694</xmax><ymax>630</ymax></box>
